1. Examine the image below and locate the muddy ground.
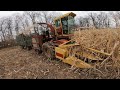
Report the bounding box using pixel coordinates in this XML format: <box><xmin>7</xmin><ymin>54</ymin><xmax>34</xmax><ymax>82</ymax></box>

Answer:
<box><xmin>0</xmin><ymin>46</ymin><xmax>120</xmax><ymax>79</ymax></box>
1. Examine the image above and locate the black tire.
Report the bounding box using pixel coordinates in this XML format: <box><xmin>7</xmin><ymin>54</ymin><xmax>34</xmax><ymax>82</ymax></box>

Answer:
<box><xmin>21</xmin><ymin>45</ymin><xmax>24</xmax><ymax>49</ymax></box>
<box><xmin>42</xmin><ymin>42</ymin><xmax>55</xmax><ymax>60</ymax></box>
<box><xmin>27</xmin><ymin>46</ymin><xmax>32</xmax><ymax>50</ymax></box>
<box><xmin>34</xmin><ymin>49</ymin><xmax>41</xmax><ymax>55</ymax></box>
<box><xmin>36</xmin><ymin>49</ymin><xmax>40</xmax><ymax>54</ymax></box>
<box><xmin>39</xmin><ymin>47</ymin><xmax>42</xmax><ymax>54</ymax></box>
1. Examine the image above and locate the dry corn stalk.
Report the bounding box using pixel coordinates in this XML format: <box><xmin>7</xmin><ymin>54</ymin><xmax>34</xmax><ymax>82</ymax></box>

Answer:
<box><xmin>72</xmin><ymin>28</ymin><xmax>120</xmax><ymax>67</ymax></box>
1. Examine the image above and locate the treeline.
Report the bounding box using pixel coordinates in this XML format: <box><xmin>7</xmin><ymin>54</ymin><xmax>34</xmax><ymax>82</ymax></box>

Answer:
<box><xmin>0</xmin><ymin>11</ymin><xmax>120</xmax><ymax>48</ymax></box>
<box><xmin>76</xmin><ymin>11</ymin><xmax>120</xmax><ymax>29</ymax></box>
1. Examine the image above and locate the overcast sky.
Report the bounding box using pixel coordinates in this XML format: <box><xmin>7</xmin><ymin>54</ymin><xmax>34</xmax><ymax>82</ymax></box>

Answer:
<box><xmin>0</xmin><ymin>11</ymin><xmax>106</xmax><ymax>18</ymax></box>
<box><xmin>0</xmin><ymin>11</ymin><xmax>23</xmax><ymax>17</ymax></box>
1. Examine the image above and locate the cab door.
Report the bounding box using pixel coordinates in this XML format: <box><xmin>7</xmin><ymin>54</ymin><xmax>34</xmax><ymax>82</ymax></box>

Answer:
<box><xmin>61</xmin><ymin>17</ymin><xmax>68</xmax><ymax>35</ymax></box>
<box><xmin>55</xmin><ymin>19</ymin><xmax>62</xmax><ymax>35</ymax></box>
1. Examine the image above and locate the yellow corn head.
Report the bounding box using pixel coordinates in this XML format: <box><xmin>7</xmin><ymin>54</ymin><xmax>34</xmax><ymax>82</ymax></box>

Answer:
<box><xmin>55</xmin><ymin>40</ymin><xmax>112</xmax><ymax>68</ymax></box>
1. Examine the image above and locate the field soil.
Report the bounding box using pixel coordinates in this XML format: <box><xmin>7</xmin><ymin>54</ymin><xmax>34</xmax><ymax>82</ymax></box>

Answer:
<box><xmin>0</xmin><ymin>46</ymin><xmax>120</xmax><ymax>79</ymax></box>
<box><xmin>0</xmin><ymin>46</ymin><xmax>80</xmax><ymax>79</ymax></box>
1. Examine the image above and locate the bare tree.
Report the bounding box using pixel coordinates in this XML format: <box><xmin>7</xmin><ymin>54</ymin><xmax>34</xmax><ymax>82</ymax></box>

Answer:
<box><xmin>24</xmin><ymin>18</ymin><xmax>29</xmax><ymax>27</ymax></box>
<box><xmin>96</xmin><ymin>12</ymin><xmax>110</xmax><ymax>28</ymax></box>
<box><xmin>88</xmin><ymin>12</ymin><xmax>111</xmax><ymax>29</ymax></box>
<box><xmin>35</xmin><ymin>11</ymin><xmax>62</xmax><ymax>24</ymax></box>
<box><xmin>40</xmin><ymin>11</ymin><xmax>49</xmax><ymax>23</ymax></box>
<box><xmin>13</xmin><ymin>13</ymin><xmax>24</xmax><ymax>35</ymax></box>
<box><xmin>88</xmin><ymin>13</ymin><xmax>99</xmax><ymax>29</ymax></box>
<box><xmin>109</xmin><ymin>11</ymin><xmax>119</xmax><ymax>28</ymax></box>
<box><xmin>14</xmin><ymin>14</ymin><xmax>20</xmax><ymax>35</ymax></box>
<box><xmin>0</xmin><ymin>17</ymin><xmax>7</xmax><ymax>41</ymax></box>
<box><xmin>24</xmin><ymin>11</ymin><xmax>37</xmax><ymax>25</ymax></box>
<box><xmin>16</xmin><ymin>15</ymin><xmax>28</xmax><ymax>31</ymax></box>
<box><xmin>5</xmin><ymin>17</ymin><xmax>14</xmax><ymax>40</ymax></box>
<box><xmin>78</xmin><ymin>16</ymin><xmax>91</xmax><ymax>27</ymax></box>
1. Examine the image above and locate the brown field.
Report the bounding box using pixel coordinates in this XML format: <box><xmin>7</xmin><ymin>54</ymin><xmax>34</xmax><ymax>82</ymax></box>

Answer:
<box><xmin>0</xmin><ymin>46</ymin><xmax>120</xmax><ymax>79</ymax></box>
<box><xmin>0</xmin><ymin>46</ymin><xmax>80</xmax><ymax>79</ymax></box>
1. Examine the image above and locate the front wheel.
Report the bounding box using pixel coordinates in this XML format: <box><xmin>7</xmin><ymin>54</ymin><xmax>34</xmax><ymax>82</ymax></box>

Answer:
<box><xmin>35</xmin><ymin>48</ymin><xmax>42</xmax><ymax>55</ymax></box>
<box><xmin>42</xmin><ymin>42</ymin><xmax>55</xmax><ymax>60</ymax></box>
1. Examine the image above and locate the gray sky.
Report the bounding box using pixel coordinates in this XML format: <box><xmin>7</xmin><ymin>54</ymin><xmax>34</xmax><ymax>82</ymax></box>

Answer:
<box><xmin>0</xmin><ymin>11</ymin><xmax>23</xmax><ymax>18</ymax></box>
<box><xmin>0</xmin><ymin>11</ymin><xmax>105</xmax><ymax>18</ymax></box>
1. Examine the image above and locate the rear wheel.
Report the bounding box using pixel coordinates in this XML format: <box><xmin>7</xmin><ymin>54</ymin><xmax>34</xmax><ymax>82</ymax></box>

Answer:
<box><xmin>27</xmin><ymin>46</ymin><xmax>32</xmax><ymax>50</ymax></box>
<box><xmin>42</xmin><ymin>42</ymin><xmax>55</xmax><ymax>60</ymax></box>
<box><xmin>34</xmin><ymin>47</ymin><xmax>42</xmax><ymax>55</ymax></box>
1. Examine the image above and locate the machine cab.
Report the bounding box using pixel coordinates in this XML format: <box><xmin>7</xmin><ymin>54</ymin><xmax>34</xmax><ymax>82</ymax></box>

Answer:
<box><xmin>54</xmin><ymin>12</ymin><xmax>76</xmax><ymax>36</ymax></box>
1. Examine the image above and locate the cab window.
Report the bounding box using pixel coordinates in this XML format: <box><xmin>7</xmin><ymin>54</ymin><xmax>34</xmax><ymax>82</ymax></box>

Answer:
<box><xmin>55</xmin><ymin>19</ymin><xmax>61</xmax><ymax>27</ymax></box>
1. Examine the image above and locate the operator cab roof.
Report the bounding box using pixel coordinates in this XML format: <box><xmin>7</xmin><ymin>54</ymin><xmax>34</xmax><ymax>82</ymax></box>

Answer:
<box><xmin>54</xmin><ymin>12</ymin><xmax>76</xmax><ymax>21</ymax></box>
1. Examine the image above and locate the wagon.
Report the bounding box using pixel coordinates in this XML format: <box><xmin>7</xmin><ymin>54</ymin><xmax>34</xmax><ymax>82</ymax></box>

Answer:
<box><xmin>16</xmin><ymin>33</ymin><xmax>32</xmax><ymax>50</ymax></box>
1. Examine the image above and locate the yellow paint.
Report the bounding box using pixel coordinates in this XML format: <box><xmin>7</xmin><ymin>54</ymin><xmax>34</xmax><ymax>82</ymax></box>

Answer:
<box><xmin>54</xmin><ymin>12</ymin><xmax>76</xmax><ymax>36</ymax></box>
<box><xmin>55</xmin><ymin>43</ymin><xmax>93</xmax><ymax>68</ymax></box>
<box><xmin>52</xmin><ymin>11</ymin><xmax>111</xmax><ymax>68</ymax></box>
<box><xmin>54</xmin><ymin>12</ymin><xmax>76</xmax><ymax>21</ymax></box>
<box><xmin>76</xmin><ymin>52</ymin><xmax>103</xmax><ymax>60</ymax></box>
<box><xmin>87</xmin><ymin>47</ymin><xmax>111</xmax><ymax>56</ymax></box>
<box><xmin>55</xmin><ymin>41</ymin><xmax>111</xmax><ymax>68</ymax></box>
<box><xmin>55</xmin><ymin>47</ymin><xmax>67</xmax><ymax>60</ymax></box>
<box><xmin>63</xmin><ymin>56</ymin><xmax>92</xmax><ymax>68</ymax></box>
